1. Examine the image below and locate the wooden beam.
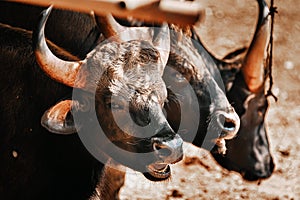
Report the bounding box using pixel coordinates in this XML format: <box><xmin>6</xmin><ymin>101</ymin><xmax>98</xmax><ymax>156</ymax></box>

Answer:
<box><xmin>6</xmin><ymin>0</ymin><xmax>204</xmax><ymax>26</ymax></box>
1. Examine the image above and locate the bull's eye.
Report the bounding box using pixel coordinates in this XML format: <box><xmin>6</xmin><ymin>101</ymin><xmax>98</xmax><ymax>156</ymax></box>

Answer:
<box><xmin>107</xmin><ymin>102</ymin><xmax>124</xmax><ymax>110</ymax></box>
<box><xmin>257</xmin><ymin>106</ymin><xmax>265</xmax><ymax>118</ymax></box>
<box><xmin>140</xmin><ymin>52</ymin><xmax>150</xmax><ymax>64</ymax></box>
<box><xmin>104</xmin><ymin>94</ymin><xmax>126</xmax><ymax>110</ymax></box>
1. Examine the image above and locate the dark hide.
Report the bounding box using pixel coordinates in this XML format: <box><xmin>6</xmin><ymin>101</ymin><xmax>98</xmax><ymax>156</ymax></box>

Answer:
<box><xmin>0</xmin><ymin>24</ymin><xmax>104</xmax><ymax>200</ymax></box>
<box><xmin>0</xmin><ymin>3</ymin><xmax>126</xmax><ymax>199</ymax></box>
<box><xmin>0</xmin><ymin>1</ymin><xmax>99</xmax><ymax>59</ymax></box>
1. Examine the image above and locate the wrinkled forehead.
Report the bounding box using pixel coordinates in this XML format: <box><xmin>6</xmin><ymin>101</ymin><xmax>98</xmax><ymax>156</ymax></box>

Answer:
<box><xmin>108</xmin><ymin>72</ymin><xmax>167</xmax><ymax>103</ymax></box>
<box><xmin>99</xmin><ymin>40</ymin><xmax>166</xmax><ymax>101</ymax></box>
<box><xmin>99</xmin><ymin>40</ymin><xmax>162</xmax><ymax>75</ymax></box>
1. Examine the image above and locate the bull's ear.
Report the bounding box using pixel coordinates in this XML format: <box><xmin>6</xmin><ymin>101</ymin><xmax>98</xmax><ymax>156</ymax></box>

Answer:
<box><xmin>41</xmin><ymin>100</ymin><xmax>77</xmax><ymax>135</ymax></box>
<box><xmin>152</xmin><ymin>23</ymin><xmax>170</xmax><ymax>73</ymax></box>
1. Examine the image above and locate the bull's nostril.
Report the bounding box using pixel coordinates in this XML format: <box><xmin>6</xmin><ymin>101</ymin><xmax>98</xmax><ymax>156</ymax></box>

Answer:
<box><xmin>224</xmin><ymin>119</ymin><xmax>236</xmax><ymax>131</ymax></box>
<box><xmin>217</xmin><ymin>113</ymin><xmax>237</xmax><ymax>132</ymax></box>
<box><xmin>153</xmin><ymin>143</ymin><xmax>160</xmax><ymax>151</ymax></box>
<box><xmin>215</xmin><ymin>111</ymin><xmax>240</xmax><ymax>139</ymax></box>
<box><xmin>151</xmin><ymin>134</ymin><xmax>183</xmax><ymax>164</ymax></box>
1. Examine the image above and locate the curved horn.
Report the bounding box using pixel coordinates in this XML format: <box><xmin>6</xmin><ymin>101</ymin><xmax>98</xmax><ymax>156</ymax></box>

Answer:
<box><xmin>95</xmin><ymin>14</ymin><xmax>153</xmax><ymax>42</ymax></box>
<box><xmin>152</xmin><ymin>23</ymin><xmax>170</xmax><ymax>72</ymax></box>
<box><xmin>241</xmin><ymin>0</ymin><xmax>270</xmax><ymax>92</ymax></box>
<box><xmin>95</xmin><ymin>14</ymin><xmax>127</xmax><ymax>39</ymax></box>
<box><xmin>33</xmin><ymin>6</ymin><xmax>85</xmax><ymax>88</ymax></box>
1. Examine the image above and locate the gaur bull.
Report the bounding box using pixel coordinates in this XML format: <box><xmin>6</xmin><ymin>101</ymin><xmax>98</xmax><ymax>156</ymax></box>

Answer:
<box><xmin>35</xmin><ymin>6</ymin><xmax>186</xmax><ymax>180</ymax></box>
<box><xmin>195</xmin><ymin>0</ymin><xmax>275</xmax><ymax>180</ymax></box>
<box><xmin>0</xmin><ymin>6</ymin><xmax>184</xmax><ymax>199</ymax></box>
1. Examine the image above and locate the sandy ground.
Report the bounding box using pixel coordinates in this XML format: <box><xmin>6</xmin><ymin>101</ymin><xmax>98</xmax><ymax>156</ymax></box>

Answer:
<box><xmin>119</xmin><ymin>0</ymin><xmax>300</xmax><ymax>199</ymax></box>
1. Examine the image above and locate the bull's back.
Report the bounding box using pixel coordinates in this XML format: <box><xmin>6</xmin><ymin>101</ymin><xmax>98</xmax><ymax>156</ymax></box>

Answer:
<box><xmin>0</xmin><ymin>1</ymin><xmax>99</xmax><ymax>59</ymax></box>
<box><xmin>0</xmin><ymin>23</ymin><xmax>102</xmax><ymax>200</ymax></box>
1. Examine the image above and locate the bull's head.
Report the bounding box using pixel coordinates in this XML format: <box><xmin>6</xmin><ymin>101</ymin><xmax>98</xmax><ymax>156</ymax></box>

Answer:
<box><xmin>163</xmin><ymin>28</ymin><xmax>240</xmax><ymax>154</ymax></box>
<box><xmin>211</xmin><ymin>0</ymin><xmax>275</xmax><ymax>180</ymax></box>
<box><xmin>103</xmin><ymin>17</ymin><xmax>241</xmax><ymax>155</ymax></box>
<box><xmin>34</xmin><ymin>6</ymin><xmax>183</xmax><ymax>181</ymax></box>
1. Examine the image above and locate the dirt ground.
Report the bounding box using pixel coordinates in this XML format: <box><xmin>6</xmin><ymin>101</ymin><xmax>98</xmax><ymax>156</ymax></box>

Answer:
<box><xmin>119</xmin><ymin>0</ymin><xmax>300</xmax><ymax>199</ymax></box>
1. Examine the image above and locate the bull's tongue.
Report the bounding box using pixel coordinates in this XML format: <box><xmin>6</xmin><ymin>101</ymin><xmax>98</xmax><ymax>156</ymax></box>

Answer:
<box><xmin>145</xmin><ymin>163</ymin><xmax>170</xmax><ymax>181</ymax></box>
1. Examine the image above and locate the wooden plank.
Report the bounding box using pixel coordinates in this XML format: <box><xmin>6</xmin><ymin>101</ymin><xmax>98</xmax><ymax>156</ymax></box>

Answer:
<box><xmin>6</xmin><ymin>0</ymin><xmax>204</xmax><ymax>26</ymax></box>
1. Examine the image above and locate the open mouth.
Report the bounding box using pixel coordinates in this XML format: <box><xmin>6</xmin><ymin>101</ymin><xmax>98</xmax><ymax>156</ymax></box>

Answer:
<box><xmin>143</xmin><ymin>163</ymin><xmax>171</xmax><ymax>181</ymax></box>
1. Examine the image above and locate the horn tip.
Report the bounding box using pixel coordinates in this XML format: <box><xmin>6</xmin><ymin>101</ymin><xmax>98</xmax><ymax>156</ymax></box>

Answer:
<box><xmin>33</xmin><ymin>6</ymin><xmax>53</xmax><ymax>50</ymax></box>
<box><xmin>42</xmin><ymin>5</ymin><xmax>53</xmax><ymax>18</ymax></box>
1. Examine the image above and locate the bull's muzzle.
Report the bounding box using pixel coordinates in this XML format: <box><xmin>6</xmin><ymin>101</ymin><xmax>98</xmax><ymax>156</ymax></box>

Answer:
<box><xmin>209</xmin><ymin>107</ymin><xmax>240</xmax><ymax>155</ymax></box>
<box><xmin>152</xmin><ymin>133</ymin><xmax>183</xmax><ymax>164</ymax></box>
<box><xmin>214</xmin><ymin>108</ymin><xmax>240</xmax><ymax>140</ymax></box>
<box><xmin>145</xmin><ymin>125</ymin><xmax>183</xmax><ymax>181</ymax></box>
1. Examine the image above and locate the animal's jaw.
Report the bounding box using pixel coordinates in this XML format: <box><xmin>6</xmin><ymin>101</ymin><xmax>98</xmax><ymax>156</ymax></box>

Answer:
<box><xmin>144</xmin><ymin>163</ymin><xmax>171</xmax><ymax>181</ymax></box>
